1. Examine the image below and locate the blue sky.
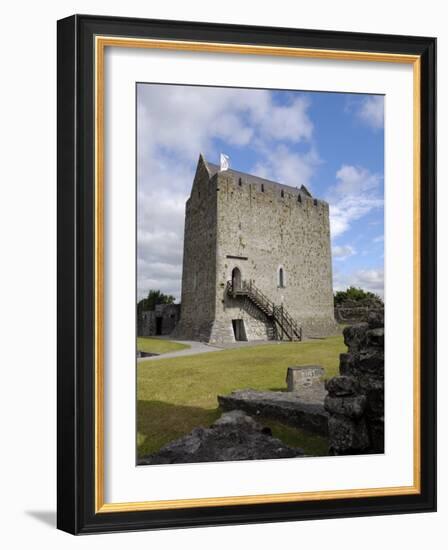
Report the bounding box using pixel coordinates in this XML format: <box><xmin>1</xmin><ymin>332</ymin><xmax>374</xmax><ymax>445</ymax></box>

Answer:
<box><xmin>137</xmin><ymin>84</ymin><xmax>384</xmax><ymax>301</ymax></box>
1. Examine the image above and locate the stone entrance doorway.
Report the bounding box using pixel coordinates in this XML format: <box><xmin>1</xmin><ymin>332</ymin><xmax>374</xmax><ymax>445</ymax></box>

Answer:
<box><xmin>155</xmin><ymin>317</ymin><xmax>162</xmax><ymax>335</ymax></box>
<box><xmin>232</xmin><ymin>319</ymin><xmax>247</xmax><ymax>341</ymax></box>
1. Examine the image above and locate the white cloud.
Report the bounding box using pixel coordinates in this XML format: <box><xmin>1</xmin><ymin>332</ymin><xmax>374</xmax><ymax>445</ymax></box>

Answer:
<box><xmin>355</xmin><ymin>95</ymin><xmax>384</xmax><ymax>130</ymax></box>
<box><xmin>373</xmin><ymin>234</ymin><xmax>384</xmax><ymax>243</ymax></box>
<box><xmin>356</xmin><ymin>269</ymin><xmax>384</xmax><ymax>292</ymax></box>
<box><xmin>137</xmin><ymin>85</ymin><xmax>318</xmax><ymax>298</ymax></box>
<box><xmin>252</xmin><ymin>144</ymin><xmax>320</xmax><ymax>188</ymax></box>
<box><xmin>330</xmin><ymin>197</ymin><xmax>383</xmax><ymax>238</ymax></box>
<box><xmin>328</xmin><ymin>165</ymin><xmax>383</xmax><ymax>238</ymax></box>
<box><xmin>332</xmin><ymin>245</ymin><xmax>356</xmax><ymax>260</ymax></box>
<box><xmin>334</xmin><ymin>165</ymin><xmax>381</xmax><ymax>195</ymax></box>
<box><xmin>333</xmin><ymin>268</ymin><xmax>384</xmax><ymax>297</ymax></box>
<box><xmin>258</xmin><ymin>97</ymin><xmax>313</xmax><ymax>142</ymax></box>
<box><xmin>136</xmin><ymin>155</ymin><xmax>192</xmax><ymax>300</ymax></box>
<box><xmin>137</xmin><ymin>86</ymin><xmax>313</xmax><ymax>163</ymax></box>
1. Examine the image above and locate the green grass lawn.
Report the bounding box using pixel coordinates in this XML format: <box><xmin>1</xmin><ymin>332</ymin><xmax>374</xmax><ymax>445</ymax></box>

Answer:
<box><xmin>137</xmin><ymin>336</ymin><xmax>346</xmax><ymax>458</ymax></box>
<box><xmin>137</xmin><ymin>336</ymin><xmax>190</xmax><ymax>355</ymax></box>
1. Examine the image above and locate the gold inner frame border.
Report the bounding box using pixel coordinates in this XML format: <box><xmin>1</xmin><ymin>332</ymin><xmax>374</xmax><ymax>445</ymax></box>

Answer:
<box><xmin>94</xmin><ymin>35</ymin><xmax>421</xmax><ymax>513</ymax></box>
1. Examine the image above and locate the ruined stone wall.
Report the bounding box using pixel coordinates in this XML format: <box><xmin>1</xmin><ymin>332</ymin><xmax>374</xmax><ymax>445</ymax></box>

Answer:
<box><xmin>137</xmin><ymin>311</ymin><xmax>155</xmax><ymax>337</ymax></box>
<box><xmin>211</xmin><ymin>171</ymin><xmax>336</xmax><ymax>342</ymax></box>
<box><xmin>156</xmin><ymin>303</ymin><xmax>181</xmax><ymax>335</ymax></box>
<box><xmin>334</xmin><ymin>299</ymin><xmax>384</xmax><ymax>325</ymax></box>
<box><xmin>324</xmin><ymin>312</ymin><xmax>384</xmax><ymax>455</ymax></box>
<box><xmin>173</xmin><ymin>158</ymin><xmax>217</xmax><ymax>341</ymax></box>
<box><xmin>137</xmin><ymin>304</ymin><xmax>181</xmax><ymax>337</ymax></box>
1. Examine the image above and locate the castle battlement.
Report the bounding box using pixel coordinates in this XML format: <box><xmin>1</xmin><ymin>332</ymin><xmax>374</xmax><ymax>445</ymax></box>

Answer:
<box><xmin>211</xmin><ymin>171</ymin><xmax>329</xmax><ymax>212</ymax></box>
<box><xmin>202</xmin><ymin>157</ymin><xmax>328</xmax><ymax>208</ymax></box>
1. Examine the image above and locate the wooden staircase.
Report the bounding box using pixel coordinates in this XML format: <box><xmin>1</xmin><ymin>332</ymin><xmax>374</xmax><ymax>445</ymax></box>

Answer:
<box><xmin>226</xmin><ymin>280</ymin><xmax>302</xmax><ymax>341</ymax></box>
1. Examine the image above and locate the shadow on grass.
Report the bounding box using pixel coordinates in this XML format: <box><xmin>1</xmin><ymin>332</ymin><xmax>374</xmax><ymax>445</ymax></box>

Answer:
<box><xmin>137</xmin><ymin>399</ymin><xmax>329</xmax><ymax>460</ymax></box>
<box><xmin>261</xmin><ymin>419</ymin><xmax>329</xmax><ymax>456</ymax></box>
<box><xmin>137</xmin><ymin>400</ymin><xmax>221</xmax><ymax>459</ymax></box>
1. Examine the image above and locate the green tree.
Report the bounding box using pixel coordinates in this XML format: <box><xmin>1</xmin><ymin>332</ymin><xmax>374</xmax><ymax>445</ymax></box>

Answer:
<box><xmin>137</xmin><ymin>289</ymin><xmax>176</xmax><ymax>314</ymax></box>
<box><xmin>334</xmin><ymin>286</ymin><xmax>383</xmax><ymax>306</ymax></box>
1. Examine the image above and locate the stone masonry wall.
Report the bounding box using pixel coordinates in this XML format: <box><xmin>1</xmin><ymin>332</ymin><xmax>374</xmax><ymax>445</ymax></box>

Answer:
<box><xmin>324</xmin><ymin>311</ymin><xmax>384</xmax><ymax>455</ymax></box>
<box><xmin>213</xmin><ymin>170</ymin><xmax>336</xmax><ymax>342</ymax></box>
<box><xmin>173</xmin><ymin>157</ymin><xmax>217</xmax><ymax>341</ymax></box>
<box><xmin>137</xmin><ymin>310</ymin><xmax>155</xmax><ymax>337</ymax></box>
<box><xmin>137</xmin><ymin>304</ymin><xmax>180</xmax><ymax>337</ymax></box>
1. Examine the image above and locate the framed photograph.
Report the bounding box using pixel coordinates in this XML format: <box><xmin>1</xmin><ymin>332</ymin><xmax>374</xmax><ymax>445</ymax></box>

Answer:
<box><xmin>57</xmin><ymin>14</ymin><xmax>436</xmax><ymax>534</ymax></box>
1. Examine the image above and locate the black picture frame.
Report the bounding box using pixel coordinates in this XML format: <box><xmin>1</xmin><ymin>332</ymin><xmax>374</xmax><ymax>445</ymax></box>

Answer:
<box><xmin>57</xmin><ymin>14</ymin><xmax>436</xmax><ymax>534</ymax></box>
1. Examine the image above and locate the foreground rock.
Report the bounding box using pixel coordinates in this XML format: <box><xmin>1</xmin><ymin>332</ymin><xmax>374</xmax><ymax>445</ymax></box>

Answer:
<box><xmin>325</xmin><ymin>310</ymin><xmax>384</xmax><ymax>455</ymax></box>
<box><xmin>139</xmin><ymin>410</ymin><xmax>304</xmax><ymax>465</ymax></box>
<box><xmin>218</xmin><ymin>389</ymin><xmax>328</xmax><ymax>435</ymax></box>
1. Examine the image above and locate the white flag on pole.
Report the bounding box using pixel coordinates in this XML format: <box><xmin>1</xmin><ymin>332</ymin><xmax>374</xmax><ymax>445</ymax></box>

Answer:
<box><xmin>220</xmin><ymin>153</ymin><xmax>230</xmax><ymax>171</ymax></box>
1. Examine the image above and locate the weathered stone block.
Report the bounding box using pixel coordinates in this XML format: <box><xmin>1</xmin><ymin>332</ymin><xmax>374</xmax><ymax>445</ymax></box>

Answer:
<box><xmin>286</xmin><ymin>365</ymin><xmax>325</xmax><ymax>392</ymax></box>
<box><xmin>324</xmin><ymin>394</ymin><xmax>367</xmax><ymax>418</ymax></box>
<box><xmin>366</xmin><ymin>327</ymin><xmax>384</xmax><ymax>348</ymax></box>
<box><xmin>328</xmin><ymin>415</ymin><xmax>370</xmax><ymax>455</ymax></box>
<box><xmin>327</xmin><ymin>314</ymin><xmax>384</xmax><ymax>456</ymax></box>
<box><xmin>368</xmin><ymin>310</ymin><xmax>384</xmax><ymax>328</ymax></box>
<box><xmin>368</xmin><ymin>420</ymin><xmax>385</xmax><ymax>454</ymax></box>
<box><xmin>343</xmin><ymin>323</ymin><xmax>369</xmax><ymax>352</ymax></box>
<box><xmin>365</xmin><ymin>388</ymin><xmax>385</xmax><ymax>416</ymax></box>
<box><xmin>339</xmin><ymin>353</ymin><xmax>356</xmax><ymax>376</ymax></box>
<box><xmin>325</xmin><ymin>375</ymin><xmax>358</xmax><ymax>396</ymax></box>
<box><xmin>356</xmin><ymin>350</ymin><xmax>385</xmax><ymax>375</ymax></box>
<box><xmin>139</xmin><ymin>410</ymin><xmax>304</xmax><ymax>465</ymax></box>
<box><xmin>356</xmin><ymin>370</ymin><xmax>383</xmax><ymax>386</ymax></box>
<box><xmin>218</xmin><ymin>389</ymin><xmax>329</xmax><ymax>436</ymax></box>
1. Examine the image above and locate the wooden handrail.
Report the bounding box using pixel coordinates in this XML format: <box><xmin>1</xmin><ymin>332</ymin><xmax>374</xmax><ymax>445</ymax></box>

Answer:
<box><xmin>226</xmin><ymin>279</ymin><xmax>302</xmax><ymax>341</ymax></box>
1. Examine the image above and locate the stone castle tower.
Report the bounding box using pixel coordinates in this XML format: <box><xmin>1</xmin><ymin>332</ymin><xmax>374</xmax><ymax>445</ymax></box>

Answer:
<box><xmin>173</xmin><ymin>154</ymin><xmax>336</xmax><ymax>344</ymax></box>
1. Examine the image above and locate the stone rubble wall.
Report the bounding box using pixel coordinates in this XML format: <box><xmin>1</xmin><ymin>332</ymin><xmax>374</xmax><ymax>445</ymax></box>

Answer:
<box><xmin>137</xmin><ymin>304</ymin><xmax>181</xmax><ymax>337</ymax></box>
<box><xmin>218</xmin><ymin>389</ymin><xmax>329</xmax><ymax>436</ymax></box>
<box><xmin>137</xmin><ymin>310</ymin><xmax>155</xmax><ymax>337</ymax></box>
<box><xmin>139</xmin><ymin>410</ymin><xmax>304</xmax><ymax>465</ymax></box>
<box><xmin>334</xmin><ymin>303</ymin><xmax>384</xmax><ymax>325</ymax></box>
<box><xmin>324</xmin><ymin>311</ymin><xmax>384</xmax><ymax>455</ymax></box>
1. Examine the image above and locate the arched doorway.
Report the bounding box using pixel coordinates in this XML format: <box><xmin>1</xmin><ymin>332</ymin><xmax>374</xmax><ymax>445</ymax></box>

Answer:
<box><xmin>231</xmin><ymin>267</ymin><xmax>242</xmax><ymax>292</ymax></box>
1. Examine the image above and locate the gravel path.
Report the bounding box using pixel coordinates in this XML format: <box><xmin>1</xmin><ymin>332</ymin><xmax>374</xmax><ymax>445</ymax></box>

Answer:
<box><xmin>137</xmin><ymin>340</ymin><xmax>223</xmax><ymax>362</ymax></box>
<box><xmin>137</xmin><ymin>338</ymin><xmax>301</xmax><ymax>363</ymax></box>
